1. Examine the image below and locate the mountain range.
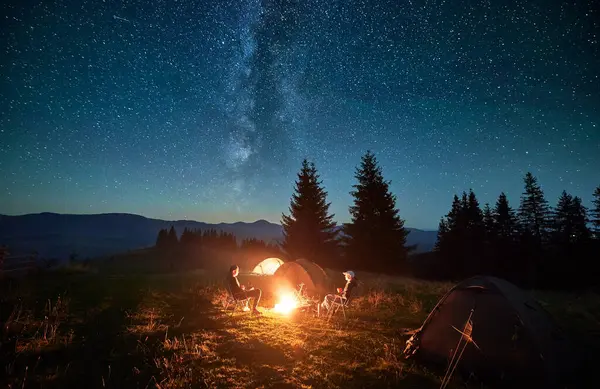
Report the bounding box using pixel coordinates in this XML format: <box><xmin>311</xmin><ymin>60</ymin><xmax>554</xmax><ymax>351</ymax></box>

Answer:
<box><xmin>0</xmin><ymin>213</ymin><xmax>438</xmax><ymax>260</ymax></box>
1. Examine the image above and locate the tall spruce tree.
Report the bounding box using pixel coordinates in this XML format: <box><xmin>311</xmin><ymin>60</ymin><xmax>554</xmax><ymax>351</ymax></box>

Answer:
<box><xmin>180</xmin><ymin>228</ymin><xmax>194</xmax><ymax>246</ymax></box>
<box><xmin>548</xmin><ymin>192</ymin><xmax>591</xmax><ymax>287</ymax></box>
<box><xmin>466</xmin><ymin>189</ymin><xmax>484</xmax><ymax>230</ymax></box>
<box><xmin>482</xmin><ymin>203</ymin><xmax>497</xmax><ymax>258</ymax></box>
<box><xmin>435</xmin><ymin>195</ymin><xmax>463</xmax><ymax>264</ymax></box>
<box><xmin>435</xmin><ymin>190</ymin><xmax>486</xmax><ymax>278</ymax></box>
<box><xmin>343</xmin><ymin>151</ymin><xmax>409</xmax><ymax>272</ymax></box>
<box><xmin>156</xmin><ymin>228</ymin><xmax>168</xmax><ymax>248</ymax></box>
<box><xmin>570</xmin><ymin>196</ymin><xmax>591</xmax><ymax>243</ymax></box>
<box><xmin>435</xmin><ymin>218</ymin><xmax>449</xmax><ymax>252</ymax></box>
<box><xmin>518</xmin><ymin>172</ymin><xmax>551</xmax><ymax>287</ymax></box>
<box><xmin>482</xmin><ymin>203</ymin><xmax>495</xmax><ymax>237</ymax></box>
<box><xmin>493</xmin><ymin>192</ymin><xmax>519</xmax><ymax>280</ymax></box>
<box><xmin>494</xmin><ymin>192</ymin><xmax>518</xmax><ymax>241</ymax></box>
<box><xmin>551</xmin><ymin>191</ymin><xmax>575</xmax><ymax>246</ymax></box>
<box><xmin>465</xmin><ymin>189</ymin><xmax>485</xmax><ymax>273</ymax></box>
<box><xmin>592</xmin><ymin>186</ymin><xmax>600</xmax><ymax>239</ymax></box>
<box><xmin>518</xmin><ymin>172</ymin><xmax>551</xmax><ymax>244</ymax></box>
<box><xmin>281</xmin><ymin>159</ymin><xmax>339</xmax><ymax>267</ymax></box>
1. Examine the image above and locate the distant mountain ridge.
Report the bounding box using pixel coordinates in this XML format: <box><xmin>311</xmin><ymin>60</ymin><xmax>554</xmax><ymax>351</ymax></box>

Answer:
<box><xmin>0</xmin><ymin>212</ymin><xmax>437</xmax><ymax>259</ymax></box>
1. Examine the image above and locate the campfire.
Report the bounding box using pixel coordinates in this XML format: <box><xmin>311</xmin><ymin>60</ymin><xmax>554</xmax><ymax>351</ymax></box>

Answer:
<box><xmin>272</xmin><ymin>284</ymin><xmax>313</xmax><ymax>315</ymax></box>
<box><xmin>273</xmin><ymin>291</ymin><xmax>299</xmax><ymax>314</ymax></box>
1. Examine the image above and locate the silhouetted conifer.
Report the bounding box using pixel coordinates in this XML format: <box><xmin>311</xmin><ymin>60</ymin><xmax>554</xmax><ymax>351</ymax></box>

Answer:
<box><xmin>180</xmin><ymin>227</ymin><xmax>194</xmax><ymax>246</ymax></box>
<box><xmin>547</xmin><ymin>192</ymin><xmax>591</xmax><ymax>287</ymax></box>
<box><xmin>494</xmin><ymin>192</ymin><xmax>519</xmax><ymax>241</ymax></box>
<box><xmin>167</xmin><ymin>225</ymin><xmax>178</xmax><ymax>247</ymax></box>
<box><xmin>483</xmin><ymin>203</ymin><xmax>496</xmax><ymax>239</ymax></box>
<box><xmin>156</xmin><ymin>228</ymin><xmax>168</xmax><ymax>248</ymax></box>
<box><xmin>466</xmin><ymin>190</ymin><xmax>484</xmax><ymax>230</ymax></box>
<box><xmin>434</xmin><ymin>195</ymin><xmax>463</xmax><ymax>276</ymax></box>
<box><xmin>281</xmin><ymin>159</ymin><xmax>339</xmax><ymax>267</ymax></box>
<box><xmin>343</xmin><ymin>151</ymin><xmax>410</xmax><ymax>273</ymax></box>
<box><xmin>552</xmin><ymin>191</ymin><xmax>575</xmax><ymax>246</ymax></box>
<box><xmin>492</xmin><ymin>192</ymin><xmax>520</xmax><ymax>281</ymax></box>
<box><xmin>434</xmin><ymin>218</ymin><xmax>449</xmax><ymax>252</ymax></box>
<box><xmin>464</xmin><ymin>189</ymin><xmax>485</xmax><ymax>273</ymax></box>
<box><xmin>591</xmin><ymin>186</ymin><xmax>600</xmax><ymax>239</ymax></box>
<box><xmin>518</xmin><ymin>172</ymin><xmax>551</xmax><ymax>244</ymax></box>
<box><xmin>518</xmin><ymin>172</ymin><xmax>551</xmax><ymax>287</ymax></box>
<box><xmin>435</xmin><ymin>190</ymin><xmax>487</xmax><ymax>278</ymax></box>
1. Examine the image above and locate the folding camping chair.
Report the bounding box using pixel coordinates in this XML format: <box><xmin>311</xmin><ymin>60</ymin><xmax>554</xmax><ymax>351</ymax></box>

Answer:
<box><xmin>223</xmin><ymin>283</ymin><xmax>250</xmax><ymax>315</ymax></box>
<box><xmin>324</xmin><ymin>295</ymin><xmax>352</xmax><ymax>321</ymax></box>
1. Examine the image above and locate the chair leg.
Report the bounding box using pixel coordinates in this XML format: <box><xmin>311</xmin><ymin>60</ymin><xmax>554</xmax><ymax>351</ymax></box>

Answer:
<box><xmin>327</xmin><ymin>305</ymin><xmax>336</xmax><ymax>322</ymax></box>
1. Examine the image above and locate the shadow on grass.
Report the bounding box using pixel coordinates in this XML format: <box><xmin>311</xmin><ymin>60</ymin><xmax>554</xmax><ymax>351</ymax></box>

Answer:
<box><xmin>1</xmin><ymin>274</ymin><xmax>149</xmax><ymax>388</ymax></box>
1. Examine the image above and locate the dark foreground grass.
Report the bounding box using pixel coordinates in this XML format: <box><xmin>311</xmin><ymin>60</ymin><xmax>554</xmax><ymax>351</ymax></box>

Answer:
<box><xmin>1</xmin><ymin>270</ymin><xmax>597</xmax><ymax>388</ymax></box>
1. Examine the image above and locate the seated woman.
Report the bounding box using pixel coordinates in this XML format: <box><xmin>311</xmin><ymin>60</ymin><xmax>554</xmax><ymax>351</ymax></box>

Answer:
<box><xmin>226</xmin><ymin>264</ymin><xmax>262</xmax><ymax>315</ymax></box>
<box><xmin>320</xmin><ymin>270</ymin><xmax>357</xmax><ymax>313</ymax></box>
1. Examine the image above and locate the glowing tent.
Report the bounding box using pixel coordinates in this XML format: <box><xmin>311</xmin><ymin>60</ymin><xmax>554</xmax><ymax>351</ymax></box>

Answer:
<box><xmin>251</xmin><ymin>257</ymin><xmax>284</xmax><ymax>275</ymax></box>
<box><xmin>273</xmin><ymin>258</ymin><xmax>330</xmax><ymax>297</ymax></box>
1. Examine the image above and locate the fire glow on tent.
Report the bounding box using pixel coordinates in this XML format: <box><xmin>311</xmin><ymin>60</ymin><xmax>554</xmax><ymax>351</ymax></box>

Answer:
<box><xmin>251</xmin><ymin>257</ymin><xmax>284</xmax><ymax>275</ymax></box>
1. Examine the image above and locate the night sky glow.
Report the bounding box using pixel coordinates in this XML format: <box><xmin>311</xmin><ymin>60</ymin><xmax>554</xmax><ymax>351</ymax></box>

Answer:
<box><xmin>1</xmin><ymin>0</ymin><xmax>598</xmax><ymax>229</ymax></box>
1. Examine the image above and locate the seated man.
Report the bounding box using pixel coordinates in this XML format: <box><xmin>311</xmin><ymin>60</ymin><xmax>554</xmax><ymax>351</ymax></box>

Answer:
<box><xmin>320</xmin><ymin>270</ymin><xmax>357</xmax><ymax>314</ymax></box>
<box><xmin>226</xmin><ymin>264</ymin><xmax>262</xmax><ymax>315</ymax></box>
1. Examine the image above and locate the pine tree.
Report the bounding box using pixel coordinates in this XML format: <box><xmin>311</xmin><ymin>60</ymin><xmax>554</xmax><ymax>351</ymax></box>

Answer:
<box><xmin>570</xmin><ymin>196</ymin><xmax>591</xmax><ymax>243</ymax></box>
<box><xmin>156</xmin><ymin>228</ymin><xmax>168</xmax><ymax>248</ymax></box>
<box><xmin>281</xmin><ymin>159</ymin><xmax>339</xmax><ymax>267</ymax></box>
<box><xmin>494</xmin><ymin>192</ymin><xmax>518</xmax><ymax>241</ymax></box>
<box><xmin>551</xmin><ymin>191</ymin><xmax>574</xmax><ymax>246</ymax></box>
<box><xmin>491</xmin><ymin>192</ymin><xmax>519</xmax><ymax>281</ymax></box>
<box><xmin>167</xmin><ymin>226</ymin><xmax>178</xmax><ymax>247</ymax></box>
<box><xmin>518</xmin><ymin>172</ymin><xmax>551</xmax><ymax>244</ymax></box>
<box><xmin>343</xmin><ymin>151</ymin><xmax>409</xmax><ymax>272</ymax></box>
<box><xmin>482</xmin><ymin>203</ymin><xmax>496</xmax><ymax>242</ymax></box>
<box><xmin>180</xmin><ymin>228</ymin><xmax>194</xmax><ymax>246</ymax></box>
<box><xmin>448</xmin><ymin>195</ymin><xmax>464</xmax><ymax>230</ymax></box>
<box><xmin>466</xmin><ymin>189</ymin><xmax>484</xmax><ymax>231</ymax></box>
<box><xmin>434</xmin><ymin>195</ymin><xmax>463</xmax><ymax>270</ymax></box>
<box><xmin>591</xmin><ymin>186</ymin><xmax>600</xmax><ymax>239</ymax></box>
<box><xmin>434</xmin><ymin>218</ymin><xmax>449</xmax><ymax>252</ymax></box>
<box><xmin>464</xmin><ymin>189</ymin><xmax>485</xmax><ymax>273</ymax></box>
<box><xmin>551</xmin><ymin>192</ymin><xmax>590</xmax><ymax>245</ymax></box>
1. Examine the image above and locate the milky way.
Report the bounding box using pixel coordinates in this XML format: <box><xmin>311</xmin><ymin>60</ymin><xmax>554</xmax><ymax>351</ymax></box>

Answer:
<box><xmin>0</xmin><ymin>0</ymin><xmax>598</xmax><ymax>229</ymax></box>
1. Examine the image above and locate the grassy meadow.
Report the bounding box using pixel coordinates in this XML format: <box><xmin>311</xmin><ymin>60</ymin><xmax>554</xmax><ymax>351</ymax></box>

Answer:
<box><xmin>1</xmin><ymin>263</ymin><xmax>598</xmax><ymax>388</ymax></box>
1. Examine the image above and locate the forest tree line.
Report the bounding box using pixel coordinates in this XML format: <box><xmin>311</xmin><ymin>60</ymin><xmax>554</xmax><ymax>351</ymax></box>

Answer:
<box><xmin>154</xmin><ymin>150</ymin><xmax>599</xmax><ymax>290</ymax></box>
<box><xmin>275</xmin><ymin>151</ymin><xmax>599</xmax><ymax>290</ymax></box>
<box><xmin>433</xmin><ymin>173</ymin><xmax>599</xmax><ymax>289</ymax></box>
<box><xmin>155</xmin><ymin>226</ymin><xmax>283</xmax><ymax>259</ymax></box>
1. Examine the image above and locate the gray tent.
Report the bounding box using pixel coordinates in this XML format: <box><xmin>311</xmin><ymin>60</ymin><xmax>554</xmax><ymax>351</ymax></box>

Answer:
<box><xmin>403</xmin><ymin>276</ymin><xmax>578</xmax><ymax>388</ymax></box>
<box><xmin>273</xmin><ymin>258</ymin><xmax>330</xmax><ymax>297</ymax></box>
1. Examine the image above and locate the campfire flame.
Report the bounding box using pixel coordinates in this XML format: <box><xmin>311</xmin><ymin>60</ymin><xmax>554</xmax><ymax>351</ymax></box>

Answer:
<box><xmin>273</xmin><ymin>292</ymin><xmax>298</xmax><ymax>314</ymax></box>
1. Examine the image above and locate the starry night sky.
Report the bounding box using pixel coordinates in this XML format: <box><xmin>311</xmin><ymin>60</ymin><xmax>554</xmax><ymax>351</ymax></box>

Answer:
<box><xmin>1</xmin><ymin>0</ymin><xmax>598</xmax><ymax>229</ymax></box>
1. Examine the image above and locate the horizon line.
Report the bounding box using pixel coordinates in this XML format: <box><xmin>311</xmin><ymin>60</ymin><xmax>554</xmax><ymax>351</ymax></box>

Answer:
<box><xmin>0</xmin><ymin>211</ymin><xmax>439</xmax><ymax>231</ymax></box>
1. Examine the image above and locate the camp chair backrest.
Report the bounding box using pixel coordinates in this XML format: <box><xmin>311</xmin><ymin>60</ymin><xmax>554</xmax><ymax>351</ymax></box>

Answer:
<box><xmin>223</xmin><ymin>280</ymin><xmax>250</xmax><ymax>315</ymax></box>
<box><xmin>225</xmin><ymin>282</ymin><xmax>244</xmax><ymax>301</ymax></box>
